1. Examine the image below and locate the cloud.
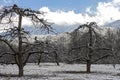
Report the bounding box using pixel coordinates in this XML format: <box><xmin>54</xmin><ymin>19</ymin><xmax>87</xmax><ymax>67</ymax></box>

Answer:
<box><xmin>1</xmin><ymin>0</ymin><xmax>120</xmax><ymax>27</ymax></box>
<box><xmin>3</xmin><ymin>0</ymin><xmax>17</xmax><ymax>3</ymax></box>
<box><xmin>38</xmin><ymin>0</ymin><xmax>120</xmax><ymax>26</ymax></box>
<box><xmin>95</xmin><ymin>0</ymin><xmax>120</xmax><ymax>25</ymax></box>
<box><xmin>113</xmin><ymin>0</ymin><xmax>120</xmax><ymax>3</ymax></box>
<box><xmin>1</xmin><ymin>0</ymin><xmax>120</xmax><ymax>33</ymax></box>
<box><xmin>2</xmin><ymin>0</ymin><xmax>13</xmax><ymax>4</ymax></box>
<box><xmin>0</xmin><ymin>5</ymin><xmax>3</xmax><ymax>10</ymax></box>
<box><xmin>39</xmin><ymin>7</ymin><xmax>86</xmax><ymax>26</ymax></box>
<box><xmin>86</xmin><ymin>7</ymin><xmax>91</xmax><ymax>13</ymax></box>
<box><xmin>3</xmin><ymin>0</ymin><xmax>10</xmax><ymax>3</ymax></box>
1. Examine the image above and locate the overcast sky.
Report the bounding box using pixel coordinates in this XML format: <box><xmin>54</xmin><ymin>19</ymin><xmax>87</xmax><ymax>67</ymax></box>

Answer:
<box><xmin>0</xmin><ymin>0</ymin><xmax>120</xmax><ymax>33</ymax></box>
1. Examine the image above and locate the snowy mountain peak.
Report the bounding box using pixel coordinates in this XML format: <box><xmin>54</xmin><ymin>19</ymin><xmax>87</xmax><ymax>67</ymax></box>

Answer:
<box><xmin>104</xmin><ymin>20</ymin><xmax>120</xmax><ymax>28</ymax></box>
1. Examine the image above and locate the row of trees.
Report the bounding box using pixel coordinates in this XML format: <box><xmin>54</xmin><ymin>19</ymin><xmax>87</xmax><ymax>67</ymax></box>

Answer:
<box><xmin>0</xmin><ymin>5</ymin><xmax>120</xmax><ymax>77</ymax></box>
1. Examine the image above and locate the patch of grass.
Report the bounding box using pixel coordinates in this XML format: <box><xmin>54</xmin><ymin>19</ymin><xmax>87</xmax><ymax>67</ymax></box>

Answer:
<box><xmin>0</xmin><ymin>73</ymin><xmax>18</xmax><ymax>77</ymax></box>
<box><xmin>114</xmin><ymin>73</ymin><xmax>120</xmax><ymax>76</ymax></box>
<box><xmin>0</xmin><ymin>73</ymin><xmax>57</xmax><ymax>78</ymax></box>
<box><xmin>56</xmin><ymin>71</ymin><xmax>112</xmax><ymax>75</ymax></box>
<box><xmin>63</xmin><ymin>79</ymin><xmax>78</xmax><ymax>80</ymax></box>
<box><xmin>57</xmin><ymin>71</ymin><xmax>92</xmax><ymax>74</ymax></box>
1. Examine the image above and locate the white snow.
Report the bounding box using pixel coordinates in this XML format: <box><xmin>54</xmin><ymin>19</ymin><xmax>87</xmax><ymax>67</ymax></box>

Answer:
<box><xmin>0</xmin><ymin>63</ymin><xmax>120</xmax><ymax>80</ymax></box>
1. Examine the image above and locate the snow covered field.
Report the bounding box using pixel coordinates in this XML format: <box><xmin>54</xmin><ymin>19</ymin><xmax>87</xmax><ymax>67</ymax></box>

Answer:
<box><xmin>0</xmin><ymin>63</ymin><xmax>120</xmax><ymax>80</ymax></box>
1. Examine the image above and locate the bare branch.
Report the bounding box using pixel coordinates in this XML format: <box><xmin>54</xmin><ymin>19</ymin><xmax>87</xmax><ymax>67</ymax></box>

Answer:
<box><xmin>92</xmin><ymin>54</ymin><xmax>113</xmax><ymax>63</ymax></box>
<box><xmin>0</xmin><ymin>39</ymin><xmax>16</xmax><ymax>53</ymax></box>
<box><xmin>69</xmin><ymin>57</ymin><xmax>87</xmax><ymax>63</ymax></box>
<box><xmin>23</xmin><ymin>51</ymin><xmax>49</xmax><ymax>65</ymax></box>
<box><xmin>95</xmin><ymin>48</ymin><xmax>112</xmax><ymax>51</ymax></box>
<box><xmin>0</xmin><ymin>52</ymin><xmax>15</xmax><ymax>57</ymax></box>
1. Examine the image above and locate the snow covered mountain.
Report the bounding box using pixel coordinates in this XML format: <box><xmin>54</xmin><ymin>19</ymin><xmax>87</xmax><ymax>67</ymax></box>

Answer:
<box><xmin>30</xmin><ymin>20</ymin><xmax>120</xmax><ymax>42</ymax></box>
<box><xmin>104</xmin><ymin>20</ymin><xmax>120</xmax><ymax>28</ymax></box>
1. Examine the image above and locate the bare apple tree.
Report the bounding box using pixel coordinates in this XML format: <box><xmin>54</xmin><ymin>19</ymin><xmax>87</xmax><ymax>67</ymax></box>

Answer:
<box><xmin>0</xmin><ymin>4</ymin><xmax>52</xmax><ymax>77</ymax></box>
<box><xmin>69</xmin><ymin>22</ymin><xmax>112</xmax><ymax>73</ymax></box>
<box><xmin>34</xmin><ymin>37</ymin><xmax>59</xmax><ymax>66</ymax></box>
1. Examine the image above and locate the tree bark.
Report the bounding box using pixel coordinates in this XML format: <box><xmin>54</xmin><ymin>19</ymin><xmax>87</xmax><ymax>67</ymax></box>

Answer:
<box><xmin>17</xmin><ymin>14</ymin><xmax>24</xmax><ymax>77</ymax></box>
<box><xmin>86</xmin><ymin>27</ymin><xmax>92</xmax><ymax>73</ymax></box>
<box><xmin>86</xmin><ymin>60</ymin><xmax>91</xmax><ymax>73</ymax></box>
<box><xmin>38</xmin><ymin>53</ymin><xmax>42</xmax><ymax>65</ymax></box>
<box><xmin>54</xmin><ymin>51</ymin><xmax>59</xmax><ymax>66</ymax></box>
<box><xmin>18</xmin><ymin>65</ymin><xmax>24</xmax><ymax>77</ymax></box>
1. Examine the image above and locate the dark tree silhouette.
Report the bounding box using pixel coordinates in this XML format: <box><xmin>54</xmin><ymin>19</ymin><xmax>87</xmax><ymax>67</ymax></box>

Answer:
<box><xmin>69</xmin><ymin>22</ymin><xmax>112</xmax><ymax>73</ymax></box>
<box><xmin>0</xmin><ymin>4</ymin><xmax>52</xmax><ymax>77</ymax></box>
<box><xmin>34</xmin><ymin>38</ymin><xmax>60</xmax><ymax>66</ymax></box>
<box><xmin>104</xmin><ymin>28</ymin><xmax>120</xmax><ymax>68</ymax></box>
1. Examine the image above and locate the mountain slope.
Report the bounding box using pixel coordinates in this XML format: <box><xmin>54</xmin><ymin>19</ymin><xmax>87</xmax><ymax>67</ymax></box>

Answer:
<box><xmin>104</xmin><ymin>20</ymin><xmax>120</xmax><ymax>28</ymax></box>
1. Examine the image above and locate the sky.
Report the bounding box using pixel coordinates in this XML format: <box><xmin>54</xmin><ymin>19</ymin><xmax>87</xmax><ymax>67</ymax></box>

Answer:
<box><xmin>0</xmin><ymin>0</ymin><xmax>120</xmax><ymax>34</ymax></box>
<box><xmin>0</xmin><ymin>0</ymin><xmax>108</xmax><ymax>13</ymax></box>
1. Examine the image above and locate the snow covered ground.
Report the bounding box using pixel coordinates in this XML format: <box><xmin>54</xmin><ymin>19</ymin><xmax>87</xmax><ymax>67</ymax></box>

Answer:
<box><xmin>0</xmin><ymin>63</ymin><xmax>120</xmax><ymax>80</ymax></box>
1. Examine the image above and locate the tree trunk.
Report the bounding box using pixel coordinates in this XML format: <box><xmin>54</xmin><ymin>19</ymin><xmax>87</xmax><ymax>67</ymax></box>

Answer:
<box><xmin>54</xmin><ymin>51</ymin><xmax>59</xmax><ymax>66</ymax></box>
<box><xmin>18</xmin><ymin>14</ymin><xmax>24</xmax><ymax>77</ymax></box>
<box><xmin>38</xmin><ymin>53</ymin><xmax>42</xmax><ymax>65</ymax></box>
<box><xmin>18</xmin><ymin>65</ymin><xmax>24</xmax><ymax>77</ymax></box>
<box><xmin>56</xmin><ymin>59</ymin><xmax>59</xmax><ymax>66</ymax></box>
<box><xmin>86</xmin><ymin>60</ymin><xmax>91</xmax><ymax>73</ymax></box>
<box><xmin>86</xmin><ymin>27</ymin><xmax>92</xmax><ymax>73</ymax></box>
